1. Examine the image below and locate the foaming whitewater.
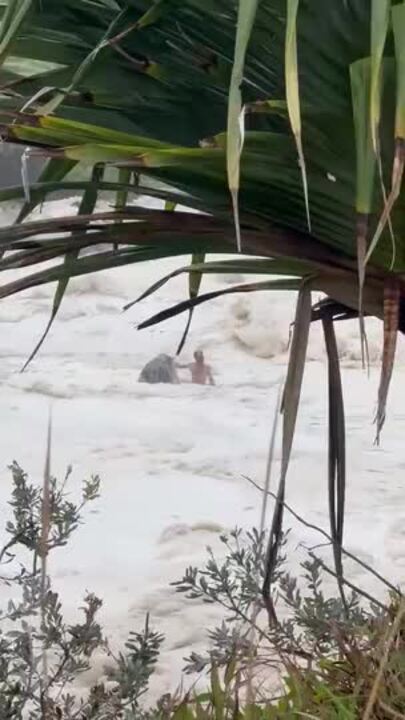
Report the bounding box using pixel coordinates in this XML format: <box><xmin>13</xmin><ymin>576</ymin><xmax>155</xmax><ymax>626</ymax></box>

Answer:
<box><xmin>0</xmin><ymin>196</ymin><xmax>404</xmax><ymax>698</ymax></box>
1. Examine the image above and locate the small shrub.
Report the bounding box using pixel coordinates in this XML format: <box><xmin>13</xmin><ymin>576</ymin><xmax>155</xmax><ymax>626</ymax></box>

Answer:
<box><xmin>172</xmin><ymin>528</ymin><xmax>404</xmax><ymax>719</ymax></box>
<box><xmin>0</xmin><ymin>462</ymin><xmax>163</xmax><ymax>719</ymax></box>
<box><xmin>0</xmin><ymin>463</ymin><xmax>403</xmax><ymax>719</ymax></box>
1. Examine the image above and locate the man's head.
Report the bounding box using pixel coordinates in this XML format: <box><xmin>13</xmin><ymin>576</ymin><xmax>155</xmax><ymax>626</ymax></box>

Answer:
<box><xmin>194</xmin><ymin>350</ymin><xmax>204</xmax><ymax>363</ymax></box>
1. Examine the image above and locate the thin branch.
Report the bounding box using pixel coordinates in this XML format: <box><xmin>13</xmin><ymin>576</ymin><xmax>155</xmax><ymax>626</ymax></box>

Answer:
<box><xmin>378</xmin><ymin>700</ymin><xmax>405</xmax><ymax>720</ymax></box>
<box><xmin>305</xmin><ymin>550</ymin><xmax>388</xmax><ymax>612</ymax></box>
<box><xmin>244</xmin><ymin>476</ymin><xmax>401</xmax><ymax>598</ymax></box>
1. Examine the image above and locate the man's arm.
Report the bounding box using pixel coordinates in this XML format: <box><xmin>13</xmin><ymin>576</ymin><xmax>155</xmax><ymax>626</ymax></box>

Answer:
<box><xmin>208</xmin><ymin>366</ymin><xmax>215</xmax><ymax>386</ymax></box>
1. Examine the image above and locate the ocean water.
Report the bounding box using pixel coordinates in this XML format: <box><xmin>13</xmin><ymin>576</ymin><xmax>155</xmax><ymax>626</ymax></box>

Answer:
<box><xmin>0</xmin><ymin>196</ymin><xmax>404</xmax><ymax>696</ymax></box>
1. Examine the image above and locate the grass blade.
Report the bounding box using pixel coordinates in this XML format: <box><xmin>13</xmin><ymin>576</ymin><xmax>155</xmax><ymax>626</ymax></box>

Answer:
<box><xmin>227</xmin><ymin>0</ymin><xmax>258</xmax><ymax>251</ymax></box>
<box><xmin>375</xmin><ymin>279</ymin><xmax>400</xmax><ymax>445</ymax></box>
<box><xmin>363</xmin><ymin>599</ymin><xmax>405</xmax><ymax>720</ymax></box>
<box><xmin>262</xmin><ymin>283</ymin><xmax>312</xmax><ymax>621</ymax></box>
<box><xmin>322</xmin><ymin>316</ymin><xmax>347</xmax><ymax>612</ymax></box>
<box><xmin>210</xmin><ymin>664</ymin><xmax>225</xmax><ymax>720</ymax></box>
<box><xmin>286</xmin><ymin>0</ymin><xmax>310</xmax><ymax>232</ymax></box>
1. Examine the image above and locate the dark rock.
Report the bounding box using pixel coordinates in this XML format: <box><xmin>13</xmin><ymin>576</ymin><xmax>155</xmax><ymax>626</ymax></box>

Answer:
<box><xmin>138</xmin><ymin>354</ymin><xmax>179</xmax><ymax>384</ymax></box>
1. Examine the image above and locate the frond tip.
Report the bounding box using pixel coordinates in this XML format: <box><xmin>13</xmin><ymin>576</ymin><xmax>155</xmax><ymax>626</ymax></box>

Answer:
<box><xmin>375</xmin><ymin>279</ymin><xmax>401</xmax><ymax>445</ymax></box>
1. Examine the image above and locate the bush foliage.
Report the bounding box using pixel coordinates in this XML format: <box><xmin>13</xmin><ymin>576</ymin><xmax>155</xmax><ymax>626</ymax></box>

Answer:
<box><xmin>0</xmin><ymin>462</ymin><xmax>402</xmax><ymax>719</ymax></box>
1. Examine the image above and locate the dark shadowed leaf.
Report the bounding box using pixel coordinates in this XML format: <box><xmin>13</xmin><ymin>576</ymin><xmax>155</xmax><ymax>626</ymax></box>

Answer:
<box><xmin>137</xmin><ymin>278</ymin><xmax>302</xmax><ymax>331</ymax></box>
<box><xmin>322</xmin><ymin>315</ymin><xmax>347</xmax><ymax>610</ymax></box>
<box><xmin>262</xmin><ymin>283</ymin><xmax>312</xmax><ymax>619</ymax></box>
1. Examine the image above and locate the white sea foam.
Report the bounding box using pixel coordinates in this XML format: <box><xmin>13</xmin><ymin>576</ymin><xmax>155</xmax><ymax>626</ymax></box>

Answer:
<box><xmin>0</xmin><ymin>196</ymin><xmax>404</xmax><ymax>698</ymax></box>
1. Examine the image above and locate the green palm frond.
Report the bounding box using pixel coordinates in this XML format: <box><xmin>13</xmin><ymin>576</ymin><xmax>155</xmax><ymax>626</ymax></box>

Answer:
<box><xmin>2</xmin><ymin>0</ymin><xmax>405</xmax><ymax>604</ymax></box>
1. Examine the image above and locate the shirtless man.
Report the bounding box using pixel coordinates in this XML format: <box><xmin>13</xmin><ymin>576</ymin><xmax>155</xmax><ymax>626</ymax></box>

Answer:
<box><xmin>177</xmin><ymin>350</ymin><xmax>215</xmax><ymax>385</ymax></box>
